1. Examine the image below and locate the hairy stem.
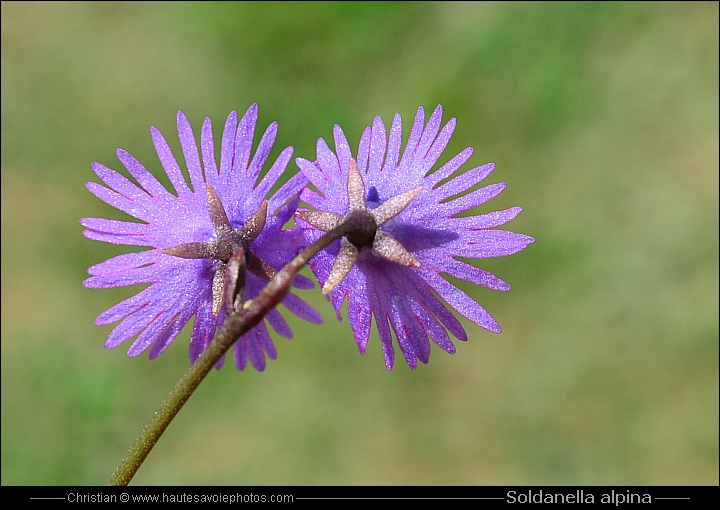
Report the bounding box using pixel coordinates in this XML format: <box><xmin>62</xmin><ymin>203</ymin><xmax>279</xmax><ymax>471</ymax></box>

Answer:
<box><xmin>107</xmin><ymin>216</ymin><xmax>359</xmax><ymax>486</ymax></box>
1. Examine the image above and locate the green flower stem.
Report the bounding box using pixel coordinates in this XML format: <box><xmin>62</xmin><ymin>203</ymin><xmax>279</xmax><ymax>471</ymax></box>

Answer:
<box><xmin>107</xmin><ymin>216</ymin><xmax>361</xmax><ymax>486</ymax></box>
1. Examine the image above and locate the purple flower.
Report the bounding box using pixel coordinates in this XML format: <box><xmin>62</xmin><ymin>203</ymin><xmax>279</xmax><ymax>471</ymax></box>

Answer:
<box><xmin>81</xmin><ymin>104</ymin><xmax>322</xmax><ymax>371</ymax></box>
<box><xmin>295</xmin><ymin>105</ymin><xmax>534</xmax><ymax>370</ymax></box>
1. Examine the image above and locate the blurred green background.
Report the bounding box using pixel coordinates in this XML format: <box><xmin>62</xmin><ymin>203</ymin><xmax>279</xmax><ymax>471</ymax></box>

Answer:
<box><xmin>2</xmin><ymin>1</ymin><xmax>717</xmax><ymax>486</ymax></box>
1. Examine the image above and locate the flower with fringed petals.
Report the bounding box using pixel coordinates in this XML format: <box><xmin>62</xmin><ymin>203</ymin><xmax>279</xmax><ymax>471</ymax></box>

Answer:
<box><xmin>81</xmin><ymin>104</ymin><xmax>323</xmax><ymax>371</ymax></box>
<box><xmin>295</xmin><ymin>105</ymin><xmax>534</xmax><ymax>370</ymax></box>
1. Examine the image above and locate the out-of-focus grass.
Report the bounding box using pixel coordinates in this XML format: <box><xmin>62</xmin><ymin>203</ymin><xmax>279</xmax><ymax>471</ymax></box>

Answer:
<box><xmin>1</xmin><ymin>2</ymin><xmax>717</xmax><ymax>485</ymax></box>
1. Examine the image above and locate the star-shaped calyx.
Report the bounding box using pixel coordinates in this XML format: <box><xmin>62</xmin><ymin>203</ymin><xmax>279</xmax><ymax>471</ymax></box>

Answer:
<box><xmin>297</xmin><ymin>158</ymin><xmax>422</xmax><ymax>295</ymax></box>
<box><xmin>163</xmin><ymin>184</ymin><xmax>277</xmax><ymax>316</ymax></box>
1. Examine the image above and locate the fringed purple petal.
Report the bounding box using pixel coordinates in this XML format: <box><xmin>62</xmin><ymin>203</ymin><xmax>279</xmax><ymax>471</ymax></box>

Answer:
<box><xmin>374</xmin><ymin>311</ymin><xmax>395</xmax><ymax>370</ymax></box>
<box><xmin>452</xmin><ymin>230</ymin><xmax>536</xmax><ymax>258</ymax></box>
<box><xmin>82</xmin><ymin>227</ymin><xmax>150</xmax><ymax>247</ymax></box>
<box><xmin>92</xmin><ymin>162</ymin><xmax>147</xmax><ymax>200</ymax></box>
<box><xmin>387</xmin><ymin>302</ymin><xmax>418</xmax><ymax>369</ymax></box>
<box><xmin>201</xmin><ymin>117</ymin><xmax>219</xmax><ymax>183</ymax></box>
<box><xmin>333</xmin><ymin>124</ymin><xmax>353</xmax><ymax>172</ymax></box>
<box><xmin>421</xmin><ymin>270</ymin><xmax>501</xmax><ymax>333</ymax></box>
<box><xmin>273</xmin><ymin>195</ymin><xmax>300</xmax><ymax>227</ymax></box>
<box><xmin>347</xmin><ymin>269</ymin><xmax>371</xmax><ymax>353</ymax></box>
<box><xmin>292</xmin><ymin>273</ymin><xmax>315</xmax><ymax>290</ymax></box>
<box><xmin>383</xmin><ymin>113</ymin><xmax>403</xmax><ymax>173</ymax></box>
<box><xmin>400</xmin><ymin>298</ymin><xmax>431</xmax><ymax>366</ymax></box>
<box><xmin>397</xmin><ymin>106</ymin><xmax>425</xmax><ymax>173</ymax></box>
<box><xmin>442</xmin><ymin>182</ymin><xmax>507</xmax><ymax>217</ymax></box>
<box><xmin>260</xmin><ymin>324</ymin><xmax>278</xmax><ymax>362</ymax></box>
<box><xmin>189</xmin><ymin>298</ymin><xmax>216</xmax><ymax>364</ymax></box>
<box><xmin>435</xmin><ymin>163</ymin><xmax>495</xmax><ymax>200</ymax></box>
<box><xmin>233</xmin><ymin>321</ymin><xmax>275</xmax><ymax>372</ymax></box>
<box><xmin>254</xmin><ymin>146</ymin><xmax>293</xmax><ymax>201</ymax></box>
<box><xmin>83</xmin><ymin>263</ymin><xmax>156</xmax><ymax>290</ymax></box>
<box><xmin>296</xmin><ymin>158</ymin><xmax>327</xmax><ymax>192</ymax></box>
<box><xmin>81</xmin><ymin>217</ymin><xmax>148</xmax><ymax>236</ymax></box>
<box><xmin>418</xmin><ymin>117</ymin><xmax>455</xmax><ymax>177</ymax></box>
<box><xmin>368</xmin><ymin>116</ymin><xmax>387</xmax><ymax>176</ymax></box>
<box><xmin>85</xmin><ymin>184</ymin><xmax>138</xmax><ymax>220</ymax></box>
<box><xmin>234</xmin><ymin>103</ymin><xmax>258</xmax><ymax>176</ymax></box>
<box><xmin>427</xmin><ymin>147</ymin><xmax>474</xmax><ymax>186</ymax></box>
<box><xmin>282</xmin><ymin>292</ymin><xmax>323</xmax><ymax>324</ymax></box>
<box><xmin>117</xmin><ymin>149</ymin><xmax>173</xmax><ymax>202</ymax></box>
<box><xmin>127</xmin><ymin>310</ymin><xmax>177</xmax><ymax>357</ymax></box>
<box><xmin>105</xmin><ymin>308</ymin><xmax>155</xmax><ymax>350</ymax></box>
<box><xmin>219</xmin><ymin>110</ymin><xmax>238</xmax><ymax>179</ymax></box>
<box><xmin>244</xmin><ymin>341</ymin><xmax>271</xmax><ymax>371</ymax></box>
<box><xmin>148</xmin><ymin>307</ymin><xmax>195</xmax><ymax>359</ymax></box>
<box><xmin>414</xmin><ymin>105</ymin><xmax>443</xmax><ymax>166</ymax></box>
<box><xmin>87</xmin><ymin>249</ymin><xmax>158</xmax><ymax>277</ymax></box>
<box><xmin>442</xmin><ymin>258</ymin><xmax>511</xmax><ymax>291</ymax></box>
<box><xmin>248</xmin><ymin>121</ymin><xmax>278</xmax><ymax>181</ymax></box>
<box><xmin>453</xmin><ymin>207</ymin><xmax>523</xmax><ymax>230</ymax></box>
<box><xmin>317</xmin><ymin>137</ymin><xmax>340</xmax><ymax>177</ymax></box>
<box><xmin>177</xmin><ymin>111</ymin><xmax>205</xmax><ymax>194</ymax></box>
<box><xmin>95</xmin><ymin>287</ymin><xmax>154</xmax><ymax>326</ymax></box>
<box><xmin>413</xmin><ymin>281</ymin><xmax>468</xmax><ymax>342</ymax></box>
<box><xmin>266</xmin><ymin>307</ymin><xmax>293</xmax><ymax>339</ymax></box>
<box><xmin>412</xmin><ymin>300</ymin><xmax>456</xmax><ymax>354</ymax></box>
<box><xmin>151</xmin><ymin>126</ymin><xmax>191</xmax><ymax>198</ymax></box>
<box><xmin>356</xmin><ymin>125</ymin><xmax>371</xmax><ymax>173</ymax></box>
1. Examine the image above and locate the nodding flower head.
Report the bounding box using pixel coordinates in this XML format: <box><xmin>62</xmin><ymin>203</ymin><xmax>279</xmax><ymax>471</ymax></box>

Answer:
<box><xmin>81</xmin><ymin>104</ymin><xmax>322</xmax><ymax>371</ymax></box>
<box><xmin>295</xmin><ymin>105</ymin><xmax>534</xmax><ymax>370</ymax></box>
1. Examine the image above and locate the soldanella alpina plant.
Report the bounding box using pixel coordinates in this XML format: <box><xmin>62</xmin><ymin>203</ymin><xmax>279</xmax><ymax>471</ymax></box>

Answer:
<box><xmin>82</xmin><ymin>103</ymin><xmax>534</xmax><ymax>485</ymax></box>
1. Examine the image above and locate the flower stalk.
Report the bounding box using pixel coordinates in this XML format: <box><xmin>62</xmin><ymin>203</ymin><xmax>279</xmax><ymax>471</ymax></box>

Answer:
<box><xmin>107</xmin><ymin>214</ymin><xmax>369</xmax><ymax>486</ymax></box>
